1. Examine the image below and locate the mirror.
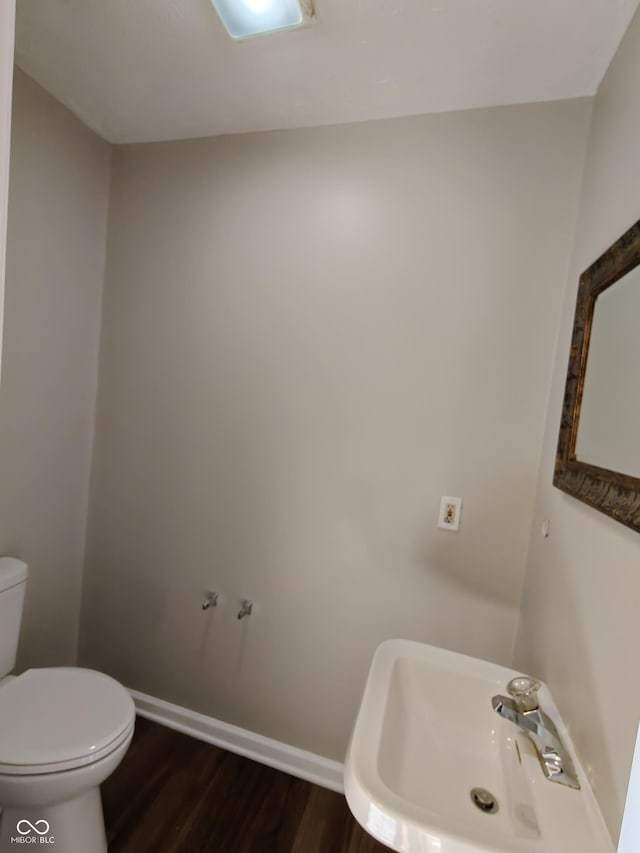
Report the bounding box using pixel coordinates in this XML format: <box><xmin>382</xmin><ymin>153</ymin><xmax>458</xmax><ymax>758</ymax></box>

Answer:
<box><xmin>554</xmin><ymin>218</ymin><xmax>640</xmax><ymax>532</ymax></box>
<box><xmin>575</xmin><ymin>265</ymin><xmax>640</xmax><ymax>477</ymax></box>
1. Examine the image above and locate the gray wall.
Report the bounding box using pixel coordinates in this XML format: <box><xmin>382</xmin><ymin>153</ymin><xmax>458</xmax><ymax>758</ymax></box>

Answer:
<box><xmin>79</xmin><ymin>100</ymin><xmax>590</xmax><ymax>760</ymax></box>
<box><xmin>0</xmin><ymin>1</ymin><xmax>15</xmax><ymax>364</ymax></box>
<box><xmin>0</xmin><ymin>69</ymin><xmax>111</xmax><ymax>667</ymax></box>
<box><xmin>515</xmin><ymin>8</ymin><xmax>640</xmax><ymax>841</ymax></box>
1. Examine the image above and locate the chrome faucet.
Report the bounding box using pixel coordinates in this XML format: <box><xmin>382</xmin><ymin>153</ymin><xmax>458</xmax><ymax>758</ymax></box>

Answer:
<box><xmin>492</xmin><ymin>676</ymin><xmax>580</xmax><ymax>790</ymax></box>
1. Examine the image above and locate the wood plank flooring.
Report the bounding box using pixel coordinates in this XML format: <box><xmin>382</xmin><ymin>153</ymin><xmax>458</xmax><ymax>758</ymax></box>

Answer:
<box><xmin>102</xmin><ymin>717</ymin><xmax>390</xmax><ymax>853</ymax></box>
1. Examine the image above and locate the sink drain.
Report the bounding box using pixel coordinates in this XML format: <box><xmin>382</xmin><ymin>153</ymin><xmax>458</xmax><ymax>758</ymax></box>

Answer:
<box><xmin>470</xmin><ymin>787</ymin><xmax>499</xmax><ymax>814</ymax></box>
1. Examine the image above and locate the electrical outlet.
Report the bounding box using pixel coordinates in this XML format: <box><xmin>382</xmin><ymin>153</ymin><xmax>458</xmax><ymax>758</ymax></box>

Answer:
<box><xmin>438</xmin><ymin>496</ymin><xmax>462</xmax><ymax>531</ymax></box>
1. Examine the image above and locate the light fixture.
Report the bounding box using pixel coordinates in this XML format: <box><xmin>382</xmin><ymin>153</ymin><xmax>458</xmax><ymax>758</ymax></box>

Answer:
<box><xmin>211</xmin><ymin>0</ymin><xmax>311</xmax><ymax>39</ymax></box>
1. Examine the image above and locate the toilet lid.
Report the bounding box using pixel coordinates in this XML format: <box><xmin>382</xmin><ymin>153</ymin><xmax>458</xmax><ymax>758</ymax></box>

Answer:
<box><xmin>0</xmin><ymin>667</ymin><xmax>135</xmax><ymax>773</ymax></box>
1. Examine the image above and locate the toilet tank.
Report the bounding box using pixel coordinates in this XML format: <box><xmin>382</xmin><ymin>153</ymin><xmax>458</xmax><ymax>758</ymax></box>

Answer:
<box><xmin>0</xmin><ymin>558</ymin><xmax>28</xmax><ymax>678</ymax></box>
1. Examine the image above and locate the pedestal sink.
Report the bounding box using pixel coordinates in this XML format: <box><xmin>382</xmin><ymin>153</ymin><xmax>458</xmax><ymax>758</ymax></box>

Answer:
<box><xmin>344</xmin><ymin>639</ymin><xmax>613</xmax><ymax>853</ymax></box>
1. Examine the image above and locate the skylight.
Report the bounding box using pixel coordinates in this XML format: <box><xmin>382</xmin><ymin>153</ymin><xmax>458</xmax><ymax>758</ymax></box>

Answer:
<box><xmin>211</xmin><ymin>0</ymin><xmax>307</xmax><ymax>39</ymax></box>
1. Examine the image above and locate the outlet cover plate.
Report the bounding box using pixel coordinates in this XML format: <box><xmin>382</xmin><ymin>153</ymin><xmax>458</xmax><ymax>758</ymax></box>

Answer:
<box><xmin>438</xmin><ymin>496</ymin><xmax>462</xmax><ymax>531</ymax></box>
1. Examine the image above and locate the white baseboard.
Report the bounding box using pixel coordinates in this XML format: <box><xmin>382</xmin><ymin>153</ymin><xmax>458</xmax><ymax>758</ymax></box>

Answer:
<box><xmin>128</xmin><ymin>688</ymin><xmax>345</xmax><ymax>794</ymax></box>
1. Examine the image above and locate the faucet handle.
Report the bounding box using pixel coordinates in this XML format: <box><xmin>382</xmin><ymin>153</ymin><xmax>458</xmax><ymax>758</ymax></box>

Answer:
<box><xmin>507</xmin><ymin>676</ymin><xmax>541</xmax><ymax>712</ymax></box>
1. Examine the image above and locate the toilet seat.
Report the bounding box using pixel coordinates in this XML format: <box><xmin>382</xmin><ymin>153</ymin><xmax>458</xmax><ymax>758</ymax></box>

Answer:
<box><xmin>0</xmin><ymin>667</ymin><xmax>135</xmax><ymax>776</ymax></box>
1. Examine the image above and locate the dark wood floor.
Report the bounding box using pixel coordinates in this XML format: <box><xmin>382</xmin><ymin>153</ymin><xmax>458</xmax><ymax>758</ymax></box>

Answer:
<box><xmin>102</xmin><ymin>717</ymin><xmax>390</xmax><ymax>853</ymax></box>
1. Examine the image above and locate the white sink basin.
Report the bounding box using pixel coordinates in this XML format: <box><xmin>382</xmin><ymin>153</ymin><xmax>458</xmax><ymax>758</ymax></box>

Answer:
<box><xmin>344</xmin><ymin>639</ymin><xmax>613</xmax><ymax>853</ymax></box>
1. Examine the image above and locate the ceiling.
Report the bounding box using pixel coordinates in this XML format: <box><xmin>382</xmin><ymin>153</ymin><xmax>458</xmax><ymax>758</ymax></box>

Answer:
<box><xmin>14</xmin><ymin>0</ymin><xmax>640</xmax><ymax>145</ymax></box>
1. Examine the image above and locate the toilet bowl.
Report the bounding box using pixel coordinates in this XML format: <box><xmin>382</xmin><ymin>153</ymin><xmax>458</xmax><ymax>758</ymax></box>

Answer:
<box><xmin>0</xmin><ymin>559</ymin><xmax>135</xmax><ymax>853</ymax></box>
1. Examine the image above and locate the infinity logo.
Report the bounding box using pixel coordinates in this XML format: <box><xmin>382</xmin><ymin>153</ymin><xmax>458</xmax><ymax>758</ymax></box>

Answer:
<box><xmin>16</xmin><ymin>820</ymin><xmax>50</xmax><ymax>836</ymax></box>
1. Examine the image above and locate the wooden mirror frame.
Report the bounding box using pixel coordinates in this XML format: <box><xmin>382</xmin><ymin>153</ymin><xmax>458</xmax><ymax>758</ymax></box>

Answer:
<box><xmin>554</xmin><ymin>217</ymin><xmax>640</xmax><ymax>533</ymax></box>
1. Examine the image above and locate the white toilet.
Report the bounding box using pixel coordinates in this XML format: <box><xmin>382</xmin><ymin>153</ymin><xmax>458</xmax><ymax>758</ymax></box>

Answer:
<box><xmin>0</xmin><ymin>557</ymin><xmax>135</xmax><ymax>853</ymax></box>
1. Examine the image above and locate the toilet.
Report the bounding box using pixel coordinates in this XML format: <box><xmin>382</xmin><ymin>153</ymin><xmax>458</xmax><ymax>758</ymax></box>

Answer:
<box><xmin>0</xmin><ymin>557</ymin><xmax>135</xmax><ymax>853</ymax></box>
